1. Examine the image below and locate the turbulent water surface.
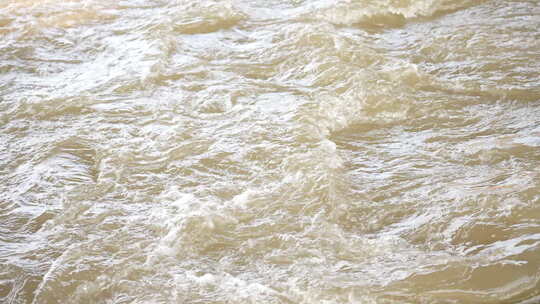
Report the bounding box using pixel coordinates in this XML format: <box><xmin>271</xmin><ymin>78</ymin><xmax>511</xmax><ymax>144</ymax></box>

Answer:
<box><xmin>1</xmin><ymin>0</ymin><xmax>540</xmax><ymax>303</ymax></box>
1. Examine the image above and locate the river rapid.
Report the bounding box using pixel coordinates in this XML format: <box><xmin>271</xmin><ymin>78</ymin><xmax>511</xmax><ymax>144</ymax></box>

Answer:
<box><xmin>1</xmin><ymin>0</ymin><xmax>540</xmax><ymax>303</ymax></box>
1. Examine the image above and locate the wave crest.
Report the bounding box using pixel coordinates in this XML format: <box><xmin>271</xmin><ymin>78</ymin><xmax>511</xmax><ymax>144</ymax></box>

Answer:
<box><xmin>299</xmin><ymin>0</ymin><xmax>479</xmax><ymax>26</ymax></box>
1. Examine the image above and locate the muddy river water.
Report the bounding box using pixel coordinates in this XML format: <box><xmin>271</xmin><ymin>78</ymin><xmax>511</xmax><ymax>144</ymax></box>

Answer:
<box><xmin>1</xmin><ymin>0</ymin><xmax>540</xmax><ymax>303</ymax></box>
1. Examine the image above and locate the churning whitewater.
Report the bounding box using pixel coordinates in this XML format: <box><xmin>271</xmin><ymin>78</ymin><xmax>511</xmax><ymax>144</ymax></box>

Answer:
<box><xmin>1</xmin><ymin>0</ymin><xmax>539</xmax><ymax>303</ymax></box>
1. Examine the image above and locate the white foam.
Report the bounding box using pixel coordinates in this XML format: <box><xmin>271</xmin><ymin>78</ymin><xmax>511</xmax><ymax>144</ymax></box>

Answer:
<box><xmin>298</xmin><ymin>0</ymin><xmax>476</xmax><ymax>26</ymax></box>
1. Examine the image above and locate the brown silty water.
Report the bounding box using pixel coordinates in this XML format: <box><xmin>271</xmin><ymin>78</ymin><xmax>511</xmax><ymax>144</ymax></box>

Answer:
<box><xmin>0</xmin><ymin>0</ymin><xmax>539</xmax><ymax>303</ymax></box>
